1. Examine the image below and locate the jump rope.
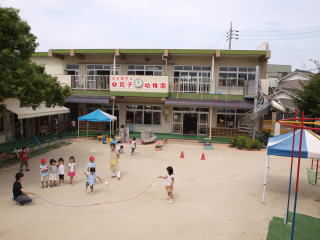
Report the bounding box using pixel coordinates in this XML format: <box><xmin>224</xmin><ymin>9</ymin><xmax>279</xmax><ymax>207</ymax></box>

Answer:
<box><xmin>34</xmin><ymin>178</ymin><xmax>159</xmax><ymax>208</ymax></box>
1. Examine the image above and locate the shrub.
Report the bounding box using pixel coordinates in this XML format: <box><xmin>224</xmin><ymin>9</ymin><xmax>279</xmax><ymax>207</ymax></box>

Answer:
<box><xmin>236</xmin><ymin>136</ymin><xmax>249</xmax><ymax>149</ymax></box>
<box><xmin>262</xmin><ymin>129</ymin><xmax>272</xmax><ymax>139</ymax></box>
<box><xmin>230</xmin><ymin>135</ymin><xmax>239</xmax><ymax>147</ymax></box>
<box><xmin>252</xmin><ymin>139</ymin><xmax>262</xmax><ymax>150</ymax></box>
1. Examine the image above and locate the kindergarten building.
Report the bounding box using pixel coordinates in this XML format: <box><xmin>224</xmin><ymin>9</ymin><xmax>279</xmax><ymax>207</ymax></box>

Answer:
<box><xmin>28</xmin><ymin>46</ymin><xmax>270</xmax><ymax>137</ymax></box>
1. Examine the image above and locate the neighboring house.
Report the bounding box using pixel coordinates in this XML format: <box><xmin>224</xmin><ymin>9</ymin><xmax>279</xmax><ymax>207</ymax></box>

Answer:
<box><xmin>271</xmin><ymin>71</ymin><xmax>311</xmax><ymax>119</ymax></box>
<box><xmin>267</xmin><ymin>64</ymin><xmax>292</xmax><ymax>93</ymax></box>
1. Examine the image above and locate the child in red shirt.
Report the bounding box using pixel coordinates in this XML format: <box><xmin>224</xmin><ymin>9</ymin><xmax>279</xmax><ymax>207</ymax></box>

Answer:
<box><xmin>19</xmin><ymin>147</ymin><xmax>30</xmax><ymax>172</ymax></box>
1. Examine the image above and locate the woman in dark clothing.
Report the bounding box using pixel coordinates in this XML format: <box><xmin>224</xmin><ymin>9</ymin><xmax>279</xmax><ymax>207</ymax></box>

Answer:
<box><xmin>13</xmin><ymin>172</ymin><xmax>36</xmax><ymax>205</ymax></box>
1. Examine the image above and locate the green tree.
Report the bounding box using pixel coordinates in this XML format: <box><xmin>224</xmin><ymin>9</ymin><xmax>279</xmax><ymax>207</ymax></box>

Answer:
<box><xmin>295</xmin><ymin>74</ymin><xmax>320</xmax><ymax>117</ymax></box>
<box><xmin>0</xmin><ymin>7</ymin><xmax>70</xmax><ymax>109</ymax></box>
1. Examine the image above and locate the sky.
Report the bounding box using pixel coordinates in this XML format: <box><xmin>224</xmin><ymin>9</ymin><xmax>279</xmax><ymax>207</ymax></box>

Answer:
<box><xmin>2</xmin><ymin>0</ymin><xmax>320</xmax><ymax>71</ymax></box>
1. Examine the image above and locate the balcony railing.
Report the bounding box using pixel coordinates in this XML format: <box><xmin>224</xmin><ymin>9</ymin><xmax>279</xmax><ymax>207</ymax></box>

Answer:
<box><xmin>169</xmin><ymin>77</ymin><xmax>211</xmax><ymax>94</ymax></box>
<box><xmin>53</xmin><ymin>74</ymin><xmax>111</xmax><ymax>90</ymax></box>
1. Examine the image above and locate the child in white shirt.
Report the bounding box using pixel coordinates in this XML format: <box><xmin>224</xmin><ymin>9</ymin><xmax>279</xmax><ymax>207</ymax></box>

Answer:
<box><xmin>58</xmin><ymin>158</ymin><xmax>65</xmax><ymax>186</ymax></box>
<box><xmin>130</xmin><ymin>137</ymin><xmax>136</xmax><ymax>155</ymax></box>
<box><xmin>158</xmin><ymin>166</ymin><xmax>175</xmax><ymax>204</ymax></box>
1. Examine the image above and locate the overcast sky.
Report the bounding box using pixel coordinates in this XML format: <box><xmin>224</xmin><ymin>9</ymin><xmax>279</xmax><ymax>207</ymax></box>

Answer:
<box><xmin>3</xmin><ymin>0</ymin><xmax>320</xmax><ymax>71</ymax></box>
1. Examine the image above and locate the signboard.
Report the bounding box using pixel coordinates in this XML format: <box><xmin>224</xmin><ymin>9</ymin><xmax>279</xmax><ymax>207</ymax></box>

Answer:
<box><xmin>110</xmin><ymin>75</ymin><xmax>169</xmax><ymax>93</ymax></box>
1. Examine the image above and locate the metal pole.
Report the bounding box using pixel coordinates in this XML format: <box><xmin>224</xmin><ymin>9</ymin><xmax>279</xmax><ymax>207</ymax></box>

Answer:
<box><xmin>209</xmin><ymin>108</ymin><xmax>212</xmax><ymax>139</ymax></box>
<box><xmin>228</xmin><ymin>21</ymin><xmax>232</xmax><ymax>50</ymax></box>
<box><xmin>77</xmin><ymin>121</ymin><xmax>79</xmax><ymax>140</ymax></box>
<box><xmin>112</xmin><ymin>99</ymin><xmax>115</xmax><ymax>136</ymax></box>
<box><xmin>290</xmin><ymin>112</ymin><xmax>304</xmax><ymax>240</ymax></box>
<box><xmin>86</xmin><ymin>121</ymin><xmax>89</xmax><ymax>137</ymax></box>
<box><xmin>286</xmin><ymin>110</ymin><xmax>297</xmax><ymax>224</ymax></box>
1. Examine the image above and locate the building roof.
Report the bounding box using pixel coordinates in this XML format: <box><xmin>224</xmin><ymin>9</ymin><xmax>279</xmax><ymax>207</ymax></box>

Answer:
<box><xmin>32</xmin><ymin>48</ymin><xmax>270</xmax><ymax>58</ymax></box>
<box><xmin>278</xmin><ymin>71</ymin><xmax>310</xmax><ymax>82</ymax></box>
<box><xmin>267</xmin><ymin>64</ymin><xmax>292</xmax><ymax>73</ymax></box>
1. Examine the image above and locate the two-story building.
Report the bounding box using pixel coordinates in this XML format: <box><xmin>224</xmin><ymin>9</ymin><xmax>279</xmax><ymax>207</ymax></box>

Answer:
<box><xmin>25</xmin><ymin>48</ymin><xmax>269</xmax><ymax>138</ymax></box>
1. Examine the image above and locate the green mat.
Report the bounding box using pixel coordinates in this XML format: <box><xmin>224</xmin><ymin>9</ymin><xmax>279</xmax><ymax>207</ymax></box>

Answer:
<box><xmin>267</xmin><ymin>212</ymin><xmax>320</xmax><ymax>240</ymax></box>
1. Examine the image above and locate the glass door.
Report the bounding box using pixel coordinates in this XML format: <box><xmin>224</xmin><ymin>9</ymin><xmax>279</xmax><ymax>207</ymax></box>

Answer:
<box><xmin>198</xmin><ymin>113</ymin><xmax>208</xmax><ymax>135</ymax></box>
<box><xmin>172</xmin><ymin>112</ymin><xmax>183</xmax><ymax>134</ymax></box>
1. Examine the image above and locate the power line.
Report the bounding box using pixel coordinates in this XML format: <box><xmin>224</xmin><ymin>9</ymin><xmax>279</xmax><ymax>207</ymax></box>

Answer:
<box><xmin>242</xmin><ymin>30</ymin><xmax>320</xmax><ymax>36</ymax></box>
<box><xmin>241</xmin><ymin>25</ymin><xmax>320</xmax><ymax>33</ymax></box>
<box><xmin>241</xmin><ymin>35</ymin><xmax>320</xmax><ymax>40</ymax></box>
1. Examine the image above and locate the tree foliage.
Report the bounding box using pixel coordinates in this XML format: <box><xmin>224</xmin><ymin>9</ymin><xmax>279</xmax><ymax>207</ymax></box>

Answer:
<box><xmin>0</xmin><ymin>7</ymin><xmax>70</xmax><ymax>109</ymax></box>
<box><xmin>295</xmin><ymin>74</ymin><xmax>320</xmax><ymax>117</ymax></box>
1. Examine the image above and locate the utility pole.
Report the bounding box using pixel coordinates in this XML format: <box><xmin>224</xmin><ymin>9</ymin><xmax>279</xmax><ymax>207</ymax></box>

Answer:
<box><xmin>226</xmin><ymin>21</ymin><xmax>239</xmax><ymax>49</ymax></box>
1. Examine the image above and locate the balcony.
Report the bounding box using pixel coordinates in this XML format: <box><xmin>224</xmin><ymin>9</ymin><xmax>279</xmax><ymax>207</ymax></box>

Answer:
<box><xmin>169</xmin><ymin>77</ymin><xmax>211</xmax><ymax>94</ymax></box>
<box><xmin>53</xmin><ymin>75</ymin><xmax>111</xmax><ymax>90</ymax></box>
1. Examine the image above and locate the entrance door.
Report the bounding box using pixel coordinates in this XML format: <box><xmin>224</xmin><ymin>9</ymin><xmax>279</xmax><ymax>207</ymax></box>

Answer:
<box><xmin>183</xmin><ymin>113</ymin><xmax>198</xmax><ymax>134</ymax></box>
<box><xmin>172</xmin><ymin>112</ymin><xmax>182</xmax><ymax>134</ymax></box>
<box><xmin>198</xmin><ymin>113</ymin><xmax>208</xmax><ymax>135</ymax></box>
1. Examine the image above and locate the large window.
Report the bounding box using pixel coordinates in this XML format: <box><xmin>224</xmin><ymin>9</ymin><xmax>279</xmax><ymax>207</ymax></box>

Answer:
<box><xmin>217</xmin><ymin>108</ymin><xmax>247</xmax><ymax>128</ymax></box>
<box><xmin>218</xmin><ymin>67</ymin><xmax>256</xmax><ymax>87</ymax></box>
<box><xmin>86</xmin><ymin>64</ymin><xmax>120</xmax><ymax>89</ymax></box>
<box><xmin>126</xmin><ymin>105</ymin><xmax>161</xmax><ymax>125</ymax></box>
<box><xmin>86</xmin><ymin>64</ymin><xmax>120</xmax><ymax>75</ymax></box>
<box><xmin>127</xmin><ymin>65</ymin><xmax>163</xmax><ymax>76</ymax></box>
<box><xmin>173</xmin><ymin>66</ymin><xmax>211</xmax><ymax>93</ymax></box>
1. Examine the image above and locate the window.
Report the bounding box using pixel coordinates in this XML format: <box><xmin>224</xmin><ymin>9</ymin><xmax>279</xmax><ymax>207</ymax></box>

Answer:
<box><xmin>126</xmin><ymin>105</ymin><xmax>161</xmax><ymax>125</ymax></box>
<box><xmin>86</xmin><ymin>64</ymin><xmax>120</xmax><ymax>75</ymax></box>
<box><xmin>173</xmin><ymin>66</ymin><xmax>211</xmax><ymax>93</ymax></box>
<box><xmin>218</xmin><ymin>67</ymin><xmax>256</xmax><ymax>87</ymax></box>
<box><xmin>127</xmin><ymin>65</ymin><xmax>163</xmax><ymax>76</ymax></box>
<box><xmin>216</xmin><ymin>108</ymin><xmax>248</xmax><ymax>128</ymax></box>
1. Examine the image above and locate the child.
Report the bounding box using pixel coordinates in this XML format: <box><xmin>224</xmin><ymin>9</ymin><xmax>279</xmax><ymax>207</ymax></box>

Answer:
<box><xmin>58</xmin><ymin>158</ymin><xmax>65</xmax><ymax>186</ymax></box>
<box><xmin>19</xmin><ymin>147</ymin><xmax>30</xmax><ymax>172</ymax></box>
<box><xmin>130</xmin><ymin>137</ymin><xmax>136</xmax><ymax>155</ymax></box>
<box><xmin>87</xmin><ymin>156</ymin><xmax>96</xmax><ymax>172</ymax></box>
<box><xmin>110</xmin><ymin>144</ymin><xmax>120</xmax><ymax>180</ymax></box>
<box><xmin>68</xmin><ymin>156</ymin><xmax>76</xmax><ymax>184</ymax></box>
<box><xmin>158</xmin><ymin>166</ymin><xmax>175</xmax><ymax>204</ymax></box>
<box><xmin>40</xmin><ymin>159</ymin><xmax>49</xmax><ymax>188</ymax></box>
<box><xmin>84</xmin><ymin>167</ymin><xmax>103</xmax><ymax>192</ymax></box>
<box><xmin>49</xmin><ymin>159</ymin><xmax>58</xmax><ymax>187</ymax></box>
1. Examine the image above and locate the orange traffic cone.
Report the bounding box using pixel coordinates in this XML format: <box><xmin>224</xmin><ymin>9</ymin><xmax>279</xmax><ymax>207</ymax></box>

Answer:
<box><xmin>200</xmin><ymin>153</ymin><xmax>205</xmax><ymax>160</ymax></box>
<box><xmin>180</xmin><ymin>151</ymin><xmax>185</xmax><ymax>158</ymax></box>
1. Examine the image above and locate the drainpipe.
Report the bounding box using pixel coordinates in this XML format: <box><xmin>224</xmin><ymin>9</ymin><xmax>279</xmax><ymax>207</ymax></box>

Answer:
<box><xmin>252</xmin><ymin>66</ymin><xmax>260</xmax><ymax>139</ymax></box>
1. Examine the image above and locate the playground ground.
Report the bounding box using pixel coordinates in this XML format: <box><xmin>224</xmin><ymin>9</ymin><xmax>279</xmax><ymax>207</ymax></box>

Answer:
<box><xmin>0</xmin><ymin>139</ymin><xmax>319</xmax><ymax>240</ymax></box>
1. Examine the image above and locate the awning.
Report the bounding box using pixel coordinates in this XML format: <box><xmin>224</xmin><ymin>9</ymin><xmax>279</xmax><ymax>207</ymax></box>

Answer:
<box><xmin>4</xmin><ymin>98</ymin><xmax>70</xmax><ymax>119</ymax></box>
<box><xmin>165</xmin><ymin>98</ymin><xmax>253</xmax><ymax>109</ymax></box>
<box><xmin>66</xmin><ymin>96</ymin><xmax>110</xmax><ymax>104</ymax></box>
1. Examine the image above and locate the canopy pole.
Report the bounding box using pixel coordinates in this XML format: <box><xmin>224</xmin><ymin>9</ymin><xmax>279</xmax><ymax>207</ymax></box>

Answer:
<box><xmin>109</xmin><ymin>121</ymin><xmax>111</xmax><ymax>138</ymax></box>
<box><xmin>262</xmin><ymin>155</ymin><xmax>269</xmax><ymax>203</ymax></box>
<box><xmin>209</xmin><ymin>107</ymin><xmax>212</xmax><ymax>139</ymax></box>
<box><xmin>286</xmin><ymin>109</ymin><xmax>298</xmax><ymax>224</ymax></box>
<box><xmin>290</xmin><ymin>112</ymin><xmax>304</xmax><ymax>240</ymax></box>
<box><xmin>77</xmin><ymin>120</ymin><xmax>80</xmax><ymax>141</ymax></box>
<box><xmin>86</xmin><ymin>121</ymin><xmax>89</xmax><ymax>137</ymax></box>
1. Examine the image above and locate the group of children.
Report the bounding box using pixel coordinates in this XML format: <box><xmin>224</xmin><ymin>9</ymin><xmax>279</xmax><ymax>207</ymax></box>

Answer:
<box><xmin>39</xmin><ymin>156</ymin><xmax>76</xmax><ymax>188</ymax></box>
<box><xmin>17</xmin><ymin>137</ymin><xmax>175</xmax><ymax>203</ymax></box>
